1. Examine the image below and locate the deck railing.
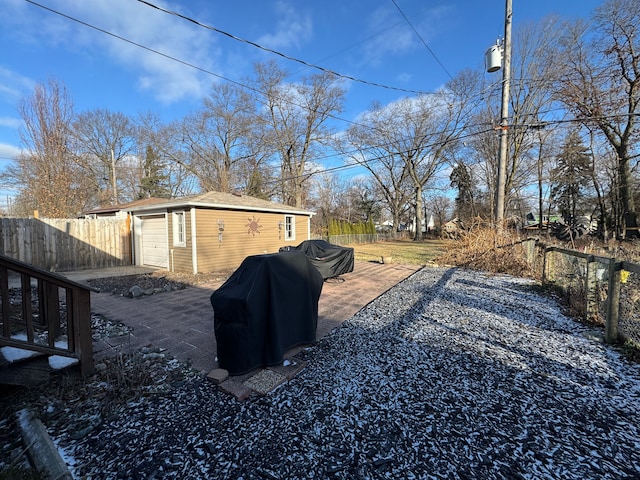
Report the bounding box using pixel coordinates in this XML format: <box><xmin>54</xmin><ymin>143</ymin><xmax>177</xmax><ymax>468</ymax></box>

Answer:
<box><xmin>0</xmin><ymin>254</ymin><xmax>93</xmax><ymax>375</ymax></box>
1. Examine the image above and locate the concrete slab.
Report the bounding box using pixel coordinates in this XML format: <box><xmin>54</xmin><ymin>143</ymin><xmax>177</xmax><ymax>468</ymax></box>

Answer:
<box><xmin>60</xmin><ymin>266</ymin><xmax>159</xmax><ymax>284</ymax></box>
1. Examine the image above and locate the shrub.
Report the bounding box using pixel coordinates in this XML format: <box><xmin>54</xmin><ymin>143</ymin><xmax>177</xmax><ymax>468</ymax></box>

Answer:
<box><xmin>437</xmin><ymin>224</ymin><xmax>533</xmax><ymax>277</ymax></box>
<box><xmin>327</xmin><ymin>219</ymin><xmax>376</xmax><ymax>236</ymax></box>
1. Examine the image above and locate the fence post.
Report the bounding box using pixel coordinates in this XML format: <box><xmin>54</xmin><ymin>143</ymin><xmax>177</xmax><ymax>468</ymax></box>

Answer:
<box><xmin>585</xmin><ymin>257</ymin><xmax>598</xmax><ymax>322</ymax></box>
<box><xmin>524</xmin><ymin>238</ymin><xmax>535</xmax><ymax>265</ymax></box>
<box><xmin>543</xmin><ymin>248</ymin><xmax>554</xmax><ymax>283</ymax></box>
<box><xmin>605</xmin><ymin>257</ymin><xmax>621</xmax><ymax>344</ymax></box>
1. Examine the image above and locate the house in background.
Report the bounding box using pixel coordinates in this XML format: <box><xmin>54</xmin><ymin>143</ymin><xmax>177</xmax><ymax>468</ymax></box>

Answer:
<box><xmin>128</xmin><ymin>191</ymin><xmax>315</xmax><ymax>274</ymax></box>
<box><xmin>83</xmin><ymin>197</ymin><xmax>168</xmax><ymax>219</ymax></box>
<box><xmin>524</xmin><ymin>212</ymin><xmax>561</xmax><ymax>230</ymax></box>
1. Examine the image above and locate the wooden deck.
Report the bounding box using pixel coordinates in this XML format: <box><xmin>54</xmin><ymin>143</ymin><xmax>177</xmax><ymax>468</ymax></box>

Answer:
<box><xmin>0</xmin><ymin>254</ymin><xmax>94</xmax><ymax>385</ymax></box>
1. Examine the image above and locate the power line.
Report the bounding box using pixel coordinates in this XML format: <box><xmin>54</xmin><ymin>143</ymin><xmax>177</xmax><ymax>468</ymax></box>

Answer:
<box><xmin>21</xmin><ymin>0</ymin><xmax>364</xmax><ymax>133</ymax></box>
<box><xmin>26</xmin><ymin>0</ymin><xmax>509</xmax><ymax>150</ymax></box>
<box><xmin>291</xmin><ymin>19</ymin><xmax>407</xmax><ymax>78</ymax></box>
<box><xmin>135</xmin><ymin>0</ymin><xmax>431</xmax><ymax>96</ymax></box>
<box><xmin>25</xmin><ymin>1</ymin><xmax>239</xmax><ymax>85</ymax></box>
<box><xmin>28</xmin><ymin>0</ymin><xmax>513</xmax><ymax>173</ymax></box>
<box><xmin>390</xmin><ymin>0</ymin><xmax>454</xmax><ymax>82</ymax></box>
<box><xmin>24</xmin><ymin>0</ymin><xmax>442</xmax><ymax>138</ymax></box>
<box><xmin>18</xmin><ymin>2</ymin><xmax>640</xmax><ymax>186</ymax></box>
<box><xmin>279</xmin><ymin>125</ymin><xmax>498</xmax><ymax>186</ymax></box>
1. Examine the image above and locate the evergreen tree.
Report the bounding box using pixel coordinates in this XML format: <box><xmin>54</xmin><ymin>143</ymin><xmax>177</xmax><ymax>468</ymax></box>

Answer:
<box><xmin>550</xmin><ymin>130</ymin><xmax>592</xmax><ymax>223</ymax></box>
<box><xmin>450</xmin><ymin>162</ymin><xmax>476</xmax><ymax>223</ymax></box>
<box><xmin>138</xmin><ymin>145</ymin><xmax>170</xmax><ymax>199</ymax></box>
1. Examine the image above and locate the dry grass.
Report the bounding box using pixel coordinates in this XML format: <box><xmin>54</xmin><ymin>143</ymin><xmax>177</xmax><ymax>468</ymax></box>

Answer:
<box><xmin>437</xmin><ymin>227</ymin><xmax>534</xmax><ymax>277</ymax></box>
<box><xmin>351</xmin><ymin>239</ymin><xmax>451</xmax><ymax>265</ymax></box>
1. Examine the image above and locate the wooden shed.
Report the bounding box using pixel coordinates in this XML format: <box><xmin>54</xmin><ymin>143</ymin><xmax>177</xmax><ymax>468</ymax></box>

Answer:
<box><xmin>129</xmin><ymin>191</ymin><xmax>315</xmax><ymax>274</ymax></box>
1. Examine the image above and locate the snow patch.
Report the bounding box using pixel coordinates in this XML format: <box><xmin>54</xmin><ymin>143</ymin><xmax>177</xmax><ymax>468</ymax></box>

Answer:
<box><xmin>1</xmin><ymin>345</ymin><xmax>40</xmax><ymax>363</ymax></box>
<box><xmin>49</xmin><ymin>355</ymin><xmax>79</xmax><ymax>370</ymax></box>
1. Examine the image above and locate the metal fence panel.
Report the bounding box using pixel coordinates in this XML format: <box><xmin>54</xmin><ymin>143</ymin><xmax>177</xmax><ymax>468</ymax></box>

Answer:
<box><xmin>538</xmin><ymin>243</ymin><xmax>639</xmax><ymax>346</ymax></box>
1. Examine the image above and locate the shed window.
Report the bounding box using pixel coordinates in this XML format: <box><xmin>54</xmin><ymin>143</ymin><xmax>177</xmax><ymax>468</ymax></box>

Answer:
<box><xmin>173</xmin><ymin>211</ymin><xmax>186</xmax><ymax>247</ymax></box>
<box><xmin>284</xmin><ymin>215</ymin><xmax>295</xmax><ymax>241</ymax></box>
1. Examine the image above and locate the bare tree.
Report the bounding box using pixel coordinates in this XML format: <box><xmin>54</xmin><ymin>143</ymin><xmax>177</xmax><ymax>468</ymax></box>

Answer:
<box><xmin>425</xmin><ymin>194</ymin><xmax>452</xmax><ymax>230</ymax></box>
<box><xmin>72</xmin><ymin>109</ymin><xmax>135</xmax><ymax>205</ymax></box>
<box><xmin>508</xmin><ymin>18</ymin><xmax>562</xmax><ymax>203</ymax></box>
<box><xmin>342</xmin><ymin>70</ymin><xmax>478</xmax><ymax>240</ymax></box>
<box><xmin>475</xmin><ymin>17</ymin><xmax>564</xmax><ymax>222</ymax></box>
<box><xmin>176</xmin><ymin>83</ymin><xmax>259</xmax><ymax>193</ymax></box>
<box><xmin>135</xmin><ymin>113</ymin><xmax>197</xmax><ymax>197</ymax></box>
<box><xmin>532</xmin><ymin>127</ymin><xmax>560</xmax><ymax>233</ymax></box>
<box><xmin>345</xmin><ymin>177</ymin><xmax>382</xmax><ymax>223</ymax></box>
<box><xmin>1</xmin><ymin>78</ymin><xmax>91</xmax><ymax>217</ymax></box>
<box><xmin>253</xmin><ymin>61</ymin><xmax>345</xmax><ymax>208</ymax></box>
<box><xmin>467</xmin><ymin>106</ymin><xmax>500</xmax><ymax>220</ymax></box>
<box><xmin>338</xmin><ymin>107</ymin><xmax>412</xmax><ymax>231</ymax></box>
<box><xmin>307</xmin><ymin>171</ymin><xmax>346</xmax><ymax>235</ymax></box>
<box><xmin>556</xmin><ymin>0</ymin><xmax>640</xmax><ymax>235</ymax></box>
<box><xmin>583</xmin><ymin>127</ymin><xmax>613</xmax><ymax>238</ymax></box>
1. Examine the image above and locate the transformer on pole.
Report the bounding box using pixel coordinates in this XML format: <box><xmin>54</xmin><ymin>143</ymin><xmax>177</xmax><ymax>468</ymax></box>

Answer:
<box><xmin>485</xmin><ymin>42</ymin><xmax>502</xmax><ymax>73</ymax></box>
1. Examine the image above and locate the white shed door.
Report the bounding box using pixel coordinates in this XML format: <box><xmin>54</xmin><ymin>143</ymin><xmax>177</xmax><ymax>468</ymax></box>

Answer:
<box><xmin>140</xmin><ymin>215</ymin><xmax>168</xmax><ymax>268</ymax></box>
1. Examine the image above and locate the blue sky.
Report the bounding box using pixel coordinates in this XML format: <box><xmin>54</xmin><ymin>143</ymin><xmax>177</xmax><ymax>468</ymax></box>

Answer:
<box><xmin>0</xmin><ymin>0</ymin><xmax>604</xmax><ymax>198</ymax></box>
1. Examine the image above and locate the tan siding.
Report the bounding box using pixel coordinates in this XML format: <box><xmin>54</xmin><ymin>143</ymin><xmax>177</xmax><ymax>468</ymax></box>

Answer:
<box><xmin>167</xmin><ymin>209</ymin><xmax>193</xmax><ymax>272</ymax></box>
<box><xmin>193</xmin><ymin>208</ymin><xmax>311</xmax><ymax>273</ymax></box>
<box><xmin>293</xmin><ymin>215</ymin><xmax>309</xmax><ymax>243</ymax></box>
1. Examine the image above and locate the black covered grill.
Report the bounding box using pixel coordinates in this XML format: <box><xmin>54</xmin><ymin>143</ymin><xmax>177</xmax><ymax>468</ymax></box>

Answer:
<box><xmin>280</xmin><ymin>240</ymin><xmax>354</xmax><ymax>280</ymax></box>
<box><xmin>210</xmin><ymin>251</ymin><xmax>323</xmax><ymax>375</ymax></box>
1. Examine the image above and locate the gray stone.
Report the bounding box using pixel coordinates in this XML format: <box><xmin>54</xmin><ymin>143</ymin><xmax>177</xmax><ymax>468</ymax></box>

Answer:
<box><xmin>207</xmin><ymin>368</ymin><xmax>229</xmax><ymax>384</ymax></box>
<box><xmin>582</xmin><ymin>329</ymin><xmax>604</xmax><ymax>343</ymax></box>
<box><xmin>128</xmin><ymin>285</ymin><xmax>144</xmax><ymax>298</ymax></box>
<box><xmin>219</xmin><ymin>378</ymin><xmax>252</xmax><ymax>400</ymax></box>
<box><xmin>243</xmin><ymin>369</ymin><xmax>286</xmax><ymax>395</ymax></box>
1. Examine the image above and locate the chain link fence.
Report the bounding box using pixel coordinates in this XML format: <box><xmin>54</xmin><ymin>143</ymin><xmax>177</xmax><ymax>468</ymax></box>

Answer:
<box><xmin>619</xmin><ymin>263</ymin><xmax>640</xmax><ymax>344</ymax></box>
<box><xmin>523</xmin><ymin>239</ymin><xmax>640</xmax><ymax>346</ymax></box>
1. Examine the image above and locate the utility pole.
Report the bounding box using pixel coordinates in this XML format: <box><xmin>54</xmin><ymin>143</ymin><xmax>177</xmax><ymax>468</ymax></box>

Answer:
<box><xmin>495</xmin><ymin>0</ymin><xmax>512</xmax><ymax>227</ymax></box>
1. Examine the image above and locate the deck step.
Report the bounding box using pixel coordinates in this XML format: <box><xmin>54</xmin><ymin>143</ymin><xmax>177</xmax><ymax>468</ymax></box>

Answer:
<box><xmin>0</xmin><ymin>346</ymin><xmax>80</xmax><ymax>387</ymax></box>
<box><xmin>0</xmin><ymin>355</ymin><xmax>51</xmax><ymax>387</ymax></box>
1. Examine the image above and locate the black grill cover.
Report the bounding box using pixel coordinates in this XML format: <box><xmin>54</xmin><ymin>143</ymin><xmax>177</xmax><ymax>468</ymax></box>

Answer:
<box><xmin>210</xmin><ymin>251</ymin><xmax>323</xmax><ymax>375</ymax></box>
<box><xmin>280</xmin><ymin>240</ymin><xmax>354</xmax><ymax>279</ymax></box>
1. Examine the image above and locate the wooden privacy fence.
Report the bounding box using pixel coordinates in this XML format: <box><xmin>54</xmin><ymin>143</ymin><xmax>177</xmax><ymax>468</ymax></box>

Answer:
<box><xmin>0</xmin><ymin>217</ymin><xmax>132</xmax><ymax>272</ymax></box>
<box><xmin>520</xmin><ymin>238</ymin><xmax>640</xmax><ymax>346</ymax></box>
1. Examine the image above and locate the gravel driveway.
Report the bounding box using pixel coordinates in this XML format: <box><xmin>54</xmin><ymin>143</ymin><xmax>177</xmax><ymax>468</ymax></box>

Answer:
<box><xmin>52</xmin><ymin>267</ymin><xmax>640</xmax><ymax>479</ymax></box>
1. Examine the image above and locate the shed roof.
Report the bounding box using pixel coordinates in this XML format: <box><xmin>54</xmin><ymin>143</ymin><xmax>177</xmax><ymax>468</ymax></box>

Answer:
<box><xmin>83</xmin><ymin>197</ymin><xmax>168</xmax><ymax>216</ymax></box>
<box><xmin>130</xmin><ymin>191</ymin><xmax>315</xmax><ymax>216</ymax></box>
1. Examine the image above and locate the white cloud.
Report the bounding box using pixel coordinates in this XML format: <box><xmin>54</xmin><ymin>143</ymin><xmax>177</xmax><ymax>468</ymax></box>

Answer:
<box><xmin>0</xmin><ymin>117</ymin><xmax>22</xmax><ymax>129</ymax></box>
<box><xmin>360</xmin><ymin>5</ymin><xmax>451</xmax><ymax>67</ymax></box>
<box><xmin>7</xmin><ymin>0</ymin><xmax>221</xmax><ymax>104</ymax></box>
<box><xmin>256</xmin><ymin>1</ymin><xmax>313</xmax><ymax>51</ymax></box>
<box><xmin>0</xmin><ymin>142</ymin><xmax>21</xmax><ymax>160</ymax></box>
<box><xmin>360</xmin><ymin>6</ymin><xmax>415</xmax><ymax>67</ymax></box>
<box><xmin>396</xmin><ymin>72</ymin><xmax>412</xmax><ymax>83</ymax></box>
<box><xmin>0</xmin><ymin>67</ymin><xmax>36</xmax><ymax>105</ymax></box>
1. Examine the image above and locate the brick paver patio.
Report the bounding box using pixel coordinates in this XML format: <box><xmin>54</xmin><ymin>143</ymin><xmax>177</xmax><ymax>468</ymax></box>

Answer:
<box><xmin>90</xmin><ymin>261</ymin><xmax>421</xmax><ymax>375</ymax></box>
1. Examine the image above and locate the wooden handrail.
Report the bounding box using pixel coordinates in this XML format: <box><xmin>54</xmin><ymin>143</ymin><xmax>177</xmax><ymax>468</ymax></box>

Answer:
<box><xmin>0</xmin><ymin>254</ymin><xmax>93</xmax><ymax>376</ymax></box>
<box><xmin>544</xmin><ymin>245</ymin><xmax>612</xmax><ymax>264</ymax></box>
